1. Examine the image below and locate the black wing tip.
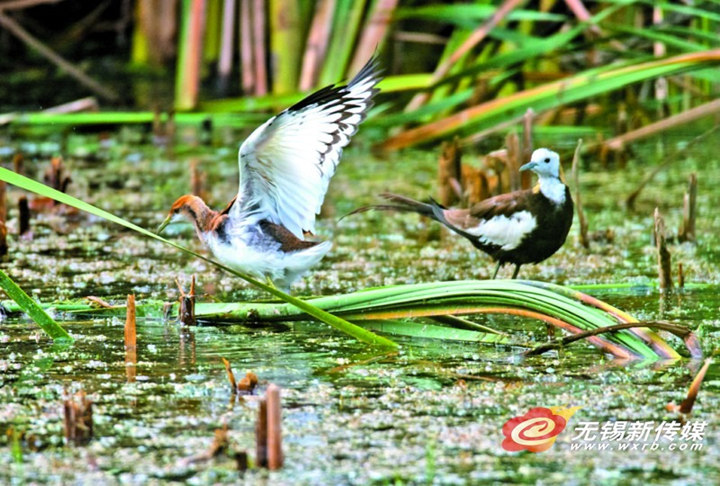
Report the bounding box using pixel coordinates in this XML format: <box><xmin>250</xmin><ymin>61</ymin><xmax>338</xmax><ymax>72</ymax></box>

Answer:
<box><xmin>287</xmin><ymin>84</ymin><xmax>340</xmax><ymax>113</ymax></box>
<box><xmin>287</xmin><ymin>55</ymin><xmax>383</xmax><ymax>114</ymax></box>
<box><xmin>349</xmin><ymin>55</ymin><xmax>385</xmax><ymax>88</ymax></box>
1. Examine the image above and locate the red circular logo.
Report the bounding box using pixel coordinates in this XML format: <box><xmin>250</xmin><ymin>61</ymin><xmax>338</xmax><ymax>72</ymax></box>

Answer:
<box><xmin>501</xmin><ymin>407</ymin><xmax>567</xmax><ymax>453</ymax></box>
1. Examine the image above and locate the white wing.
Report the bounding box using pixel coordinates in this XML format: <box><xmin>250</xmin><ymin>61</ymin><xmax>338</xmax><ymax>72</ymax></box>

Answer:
<box><xmin>233</xmin><ymin>57</ymin><xmax>382</xmax><ymax>239</ymax></box>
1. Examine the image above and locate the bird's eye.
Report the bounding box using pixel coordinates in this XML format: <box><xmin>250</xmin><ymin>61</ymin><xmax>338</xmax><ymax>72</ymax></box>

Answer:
<box><xmin>174</xmin><ymin>208</ymin><xmax>180</xmax><ymax>214</ymax></box>
<box><xmin>544</xmin><ymin>157</ymin><xmax>550</xmax><ymax>163</ymax></box>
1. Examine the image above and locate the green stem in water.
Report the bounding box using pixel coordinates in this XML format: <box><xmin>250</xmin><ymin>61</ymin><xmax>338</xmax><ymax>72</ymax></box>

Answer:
<box><xmin>0</xmin><ymin>269</ymin><xmax>73</xmax><ymax>342</ymax></box>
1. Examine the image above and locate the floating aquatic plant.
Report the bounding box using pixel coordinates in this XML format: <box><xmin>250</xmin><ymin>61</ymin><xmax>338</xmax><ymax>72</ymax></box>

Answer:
<box><xmin>3</xmin><ymin>277</ymin><xmax>700</xmax><ymax>360</ymax></box>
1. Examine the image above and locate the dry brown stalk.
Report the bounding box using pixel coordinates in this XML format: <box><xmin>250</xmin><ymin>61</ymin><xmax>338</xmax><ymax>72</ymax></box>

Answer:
<box><xmin>18</xmin><ymin>195</ymin><xmax>30</xmax><ymax>236</ymax></box>
<box><xmin>236</xmin><ymin>450</ymin><xmax>248</xmax><ymax>471</ymax></box>
<box><xmin>251</xmin><ymin>0</ymin><xmax>267</xmax><ymax>96</ymax></box>
<box><xmin>678</xmin><ymin>358</ymin><xmax>712</xmax><ymax>414</ymax></box>
<box><xmin>125</xmin><ymin>294</ymin><xmax>137</xmax><ymax>351</ymax></box>
<box><xmin>571</xmin><ymin>140</ymin><xmax>589</xmax><ymax>248</ymax></box>
<box><xmin>208</xmin><ymin>424</ymin><xmax>230</xmax><ymax>458</ymax></box>
<box><xmin>679</xmin><ymin>173</ymin><xmax>697</xmax><ymax>243</ymax></box>
<box><xmin>483</xmin><ymin>150</ymin><xmax>509</xmax><ymax>196</ymax></box>
<box><xmin>43</xmin><ymin>157</ymin><xmax>72</xmax><ymax>195</ymax></box>
<box><xmin>221</xmin><ymin>357</ymin><xmax>238</xmax><ymax>393</ymax></box>
<box><xmin>181</xmin><ymin>424</ymin><xmax>230</xmax><ymax>465</ymax></box>
<box><xmin>177</xmin><ymin>0</ymin><xmax>206</xmax><ymax>110</ymax></box>
<box><xmin>667</xmin><ymin>358</ymin><xmax>713</xmax><ymax>416</ymax></box>
<box><xmin>135</xmin><ymin>0</ymin><xmax>178</xmax><ymax>66</ymax></box>
<box><xmin>606</xmin><ymin>99</ymin><xmax>720</xmax><ymax>152</ymax></box>
<box><xmin>349</xmin><ymin>0</ymin><xmax>399</xmax><ymax>74</ymax></box>
<box><xmin>300</xmin><ymin>0</ymin><xmax>335</xmax><ymax>90</ymax></box>
<box><xmin>678</xmin><ymin>263</ymin><xmax>685</xmax><ymax>289</ymax></box>
<box><xmin>12</xmin><ymin>152</ymin><xmax>23</xmax><ymax>175</ymax></box>
<box><xmin>177</xmin><ymin>276</ymin><xmax>197</xmax><ymax>326</ymax></box>
<box><xmin>461</xmin><ymin>165</ymin><xmax>490</xmax><ymax>206</ymax></box>
<box><xmin>438</xmin><ymin>138</ymin><xmax>462</xmax><ymax>207</ymax></box>
<box><xmin>0</xmin><ymin>180</ymin><xmax>6</xmax><ymax>256</ymax></box>
<box><xmin>239</xmin><ymin>0</ymin><xmax>254</xmax><ymax>93</ymax></box>
<box><xmin>125</xmin><ymin>294</ymin><xmax>137</xmax><ymax>383</ymax></box>
<box><xmin>266</xmin><ymin>384</ymin><xmax>283</xmax><ymax>470</ymax></box>
<box><xmin>63</xmin><ymin>390</ymin><xmax>93</xmax><ymax>446</ymax></box>
<box><xmin>526</xmin><ymin>321</ymin><xmax>699</xmax><ymax>357</ymax></box>
<box><xmin>190</xmin><ymin>159</ymin><xmax>206</xmax><ymax>199</ymax></box>
<box><xmin>217</xmin><ymin>0</ymin><xmax>237</xmax><ymax>94</ymax></box>
<box><xmin>520</xmin><ymin>109</ymin><xmax>534</xmax><ymax>189</ymax></box>
<box><xmin>86</xmin><ymin>296</ymin><xmax>112</xmax><ymax>308</ymax></box>
<box><xmin>255</xmin><ymin>398</ymin><xmax>268</xmax><ymax>468</ymax></box>
<box><xmin>505</xmin><ymin>132</ymin><xmax>521</xmax><ymax>191</ymax></box>
<box><xmin>41</xmin><ymin>97</ymin><xmax>98</xmax><ymax>114</ymax></box>
<box><xmin>654</xmin><ymin>208</ymin><xmax>673</xmax><ymax>292</ymax></box>
<box><xmin>0</xmin><ymin>222</ymin><xmax>6</xmax><ymax>257</ymax></box>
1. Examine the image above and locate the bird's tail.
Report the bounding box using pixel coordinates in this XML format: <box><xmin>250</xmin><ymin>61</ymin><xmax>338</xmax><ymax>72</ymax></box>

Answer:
<box><xmin>342</xmin><ymin>192</ymin><xmax>439</xmax><ymax>220</ymax></box>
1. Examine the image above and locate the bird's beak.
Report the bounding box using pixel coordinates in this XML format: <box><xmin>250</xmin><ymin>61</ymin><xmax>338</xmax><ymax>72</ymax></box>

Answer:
<box><xmin>519</xmin><ymin>161</ymin><xmax>538</xmax><ymax>172</ymax></box>
<box><xmin>157</xmin><ymin>215</ymin><xmax>172</xmax><ymax>234</ymax></box>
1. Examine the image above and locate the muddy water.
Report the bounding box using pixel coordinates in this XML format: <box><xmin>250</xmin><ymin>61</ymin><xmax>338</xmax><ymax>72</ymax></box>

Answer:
<box><xmin>0</xmin><ymin>129</ymin><xmax>719</xmax><ymax>484</ymax></box>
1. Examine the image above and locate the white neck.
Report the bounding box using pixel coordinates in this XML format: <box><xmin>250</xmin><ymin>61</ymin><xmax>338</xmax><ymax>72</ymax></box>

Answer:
<box><xmin>538</xmin><ymin>176</ymin><xmax>566</xmax><ymax>205</ymax></box>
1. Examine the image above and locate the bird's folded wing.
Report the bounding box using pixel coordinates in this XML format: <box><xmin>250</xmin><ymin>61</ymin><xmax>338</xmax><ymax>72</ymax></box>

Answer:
<box><xmin>234</xmin><ymin>57</ymin><xmax>382</xmax><ymax>239</ymax></box>
<box><xmin>442</xmin><ymin>190</ymin><xmax>537</xmax><ymax>251</ymax></box>
<box><xmin>443</xmin><ymin>191</ymin><xmax>528</xmax><ymax>229</ymax></box>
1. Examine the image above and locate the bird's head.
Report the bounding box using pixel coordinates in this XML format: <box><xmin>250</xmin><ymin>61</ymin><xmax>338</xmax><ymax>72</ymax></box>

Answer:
<box><xmin>157</xmin><ymin>195</ymin><xmax>210</xmax><ymax>234</ymax></box>
<box><xmin>519</xmin><ymin>148</ymin><xmax>561</xmax><ymax>179</ymax></box>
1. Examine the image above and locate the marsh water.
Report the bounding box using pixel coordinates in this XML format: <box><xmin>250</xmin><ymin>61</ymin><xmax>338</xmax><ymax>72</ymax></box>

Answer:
<box><xmin>1</xmin><ymin>125</ymin><xmax>719</xmax><ymax>485</ymax></box>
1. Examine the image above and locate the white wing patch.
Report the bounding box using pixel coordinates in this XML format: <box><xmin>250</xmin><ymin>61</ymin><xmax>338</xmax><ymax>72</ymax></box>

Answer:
<box><xmin>465</xmin><ymin>210</ymin><xmax>537</xmax><ymax>250</ymax></box>
<box><xmin>233</xmin><ymin>58</ymin><xmax>382</xmax><ymax>238</ymax></box>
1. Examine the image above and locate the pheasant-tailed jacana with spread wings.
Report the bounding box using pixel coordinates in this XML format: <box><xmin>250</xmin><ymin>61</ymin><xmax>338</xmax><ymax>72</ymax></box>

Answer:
<box><xmin>354</xmin><ymin>148</ymin><xmax>574</xmax><ymax>279</ymax></box>
<box><xmin>158</xmin><ymin>57</ymin><xmax>382</xmax><ymax>290</ymax></box>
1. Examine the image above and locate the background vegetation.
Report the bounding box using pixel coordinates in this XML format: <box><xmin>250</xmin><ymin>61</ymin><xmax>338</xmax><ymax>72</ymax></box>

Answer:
<box><xmin>1</xmin><ymin>0</ymin><xmax>718</xmax><ymax>153</ymax></box>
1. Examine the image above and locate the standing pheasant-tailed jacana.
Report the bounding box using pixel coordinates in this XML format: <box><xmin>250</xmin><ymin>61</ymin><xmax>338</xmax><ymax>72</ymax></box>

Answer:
<box><xmin>158</xmin><ymin>58</ymin><xmax>382</xmax><ymax>290</ymax></box>
<box><xmin>353</xmin><ymin>148</ymin><xmax>574</xmax><ymax>279</ymax></box>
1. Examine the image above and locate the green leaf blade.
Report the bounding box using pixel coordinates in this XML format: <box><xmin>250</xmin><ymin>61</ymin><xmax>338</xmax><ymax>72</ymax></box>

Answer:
<box><xmin>0</xmin><ymin>269</ymin><xmax>72</xmax><ymax>342</ymax></box>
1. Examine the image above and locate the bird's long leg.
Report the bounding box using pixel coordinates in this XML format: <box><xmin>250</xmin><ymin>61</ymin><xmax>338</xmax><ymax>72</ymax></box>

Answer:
<box><xmin>491</xmin><ymin>261</ymin><xmax>502</xmax><ymax>280</ymax></box>
<box><xmin>511</xmin><ymin>264</ymin><xmax>521</xmax><ymax>279</ymax></box>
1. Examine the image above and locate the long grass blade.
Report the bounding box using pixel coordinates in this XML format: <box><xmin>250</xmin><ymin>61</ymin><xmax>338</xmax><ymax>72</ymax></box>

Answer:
<box><xmin>2</xmin><ymin>279</ymin><xmax>694</xmax><ymax>360</ymax></box>
<box><xmin>357</xmin><ymin>320</ymin><xmax>513</xmax><ymax>343</ymax></box>
<box><xmin>174</xmin><ymin>0</ymin><xmax>206</xmax><ymax>111</ymax></box>
<box><xmin>348</xmin><ymin>0</ymin><xmax>398</xmax><ymax>74</ymax></box>
<box><xmin>318</xmin><ymin>0</ymin><xmax>367</xmax><ymax>85</ymax></box>
<box><xmin>269</xmin><ymin>0</ymin><xmax>302</xmax><ymax>93</ymax></box>
<box><xmin>382</xmin><ymin>49</ymin><xmax>720</xmax><ymax>150</ymax></box>
<box><xmin>299</xmin><ymin>0</ymin><xmax>336</xmax><ymax>90</ymax></box>
<box><xmin>0</xmin><ymin>269</ymin><xmax>72</xmax><ymax>342</ymax></box>
<box><xmin>405</xmin><ymin>0</ymin><xmax>526</xmax><ymax>111</ymax></box>
<box><xmin>176</xmin><ymin>280</ymin><xmax>682</xmax><ymax>359</ymax></box>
